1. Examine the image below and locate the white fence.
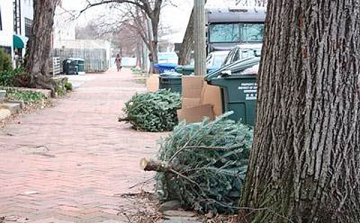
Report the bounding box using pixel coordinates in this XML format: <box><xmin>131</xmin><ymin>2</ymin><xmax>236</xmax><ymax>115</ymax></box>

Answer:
<box><xmin>52</xmin><ymin>48</ymin><xmax>110</xmax><ymax>73</ymax></box>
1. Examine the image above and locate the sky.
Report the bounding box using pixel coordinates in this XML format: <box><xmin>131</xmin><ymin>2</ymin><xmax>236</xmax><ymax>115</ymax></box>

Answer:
<box><xmin>60</xmin><ymin>0</ymin><xmax>243</xmax><ymax>42</ymax></box>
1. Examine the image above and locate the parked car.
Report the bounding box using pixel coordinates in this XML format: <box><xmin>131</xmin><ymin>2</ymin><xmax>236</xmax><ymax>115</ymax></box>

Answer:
<box><xmin>213</xmin><ymin>56</ymin><xmax>261</xmax><ymax>77</ymax></box>
<box><xmin>175</xmin><ymin>51</ymin><xmax>229</xmax><ymax>75</ymax></box>
<box><xmin>158</xmin><ymin>52</ymin><xmax>178</xmax><ymax>64</ymax></box>
<box><xmin>206</xmin><ymin>50</ymin><xmax>230</xmax><ymax>70</ymax></box>
<box><xmin>221</xmin><ymin>44</ymin><xmax>262</xmax><ymax>67</ymax></box>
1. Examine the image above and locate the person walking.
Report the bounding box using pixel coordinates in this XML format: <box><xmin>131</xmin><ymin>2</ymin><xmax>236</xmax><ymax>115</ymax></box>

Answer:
<box><xmin>115</xmin><ymin>54</ymin><xmax>122</xmax><ymax>72</ymax></box>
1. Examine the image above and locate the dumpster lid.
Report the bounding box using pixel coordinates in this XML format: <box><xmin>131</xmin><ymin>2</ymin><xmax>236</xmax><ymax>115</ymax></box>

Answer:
<box><xmin>154</xmin><ymin>63</ymin><xmax>178</xmax><ymax>69</ymax></box>
<box><xmin>205</xmin><ymin>57</ymin><xmax>260</xmax><ymax>82</ymax></box>
<box><xmin>68</xmin><ymin>58</ymin><xmax>85</xmax><ymax>61</ymax></box>
<box><xmin>159</xmin><ymin>72</ymin><xmax>182</xmax><ymax>78</ymax></box>
<box><xmin>176</xmin><ymin>64</ymin><xmax>217</xmax><ymax>71</ymax></box>
<box><xmin>176</xmin><ymin>65</ymin><xmax>219</xmax><ymax>75</ymax></box>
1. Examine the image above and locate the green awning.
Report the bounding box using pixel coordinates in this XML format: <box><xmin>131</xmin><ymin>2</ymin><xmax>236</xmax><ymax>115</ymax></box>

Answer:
<box><xmin>13</xmin><ymin>34</ymin><xmax>28</xmax><ymax>49</ymax></box>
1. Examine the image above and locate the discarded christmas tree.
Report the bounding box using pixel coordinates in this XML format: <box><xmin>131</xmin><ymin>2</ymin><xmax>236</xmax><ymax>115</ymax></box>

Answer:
<box><xmin>141</xmin><ymin>113</ymin><xmax>253</xmax><ymax>214</ymax></box>
<box><xmin>119</xmin><ymin>89</ymin><xmax>181</xmax><ymax>132</ymax></box>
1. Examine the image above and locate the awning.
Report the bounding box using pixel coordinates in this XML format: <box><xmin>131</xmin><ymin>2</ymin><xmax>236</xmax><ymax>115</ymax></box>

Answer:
<box><xmin>13</xmin><ymin>34</ymin><xmax>28</xmax><ymax>49</ymax></box>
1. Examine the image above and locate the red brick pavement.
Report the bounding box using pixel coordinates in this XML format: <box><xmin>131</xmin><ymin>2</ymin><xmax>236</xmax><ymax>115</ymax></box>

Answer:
<box><xmin>0</xmin><ymin>69</ymin><xmax>165</xmax><ymax>222</ymax></box>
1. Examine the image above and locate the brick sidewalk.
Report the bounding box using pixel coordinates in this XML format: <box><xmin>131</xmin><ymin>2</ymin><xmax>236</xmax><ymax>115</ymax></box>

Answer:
<box><xmin>0</xmin><ymin>69</ymin><xmax>165</xmax><ymax>222</ymax></box>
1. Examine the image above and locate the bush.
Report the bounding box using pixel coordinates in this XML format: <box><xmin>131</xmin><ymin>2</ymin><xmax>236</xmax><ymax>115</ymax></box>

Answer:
<box><xmin>120</xmin><ymin>89</ymin><xmax>182</xmax><ymax>132</ymax></box>
<box><xmin>64</xmin><ymin>82</ymin><xmax>73</xmax><ymax>91</ymax></box>
<box><xmin>0</xmin><ymin>70</ymin><xmax>16</xmax><ymax>86</ymax></box>
<box><xmin>0</xmin><ymin>49</ymin><xmax>13</xmax><ymax>72</ymax></box>
<box><xmin>156</xmin><ymin>112</ymin><xmax>253</xmax><ymax>214</ymax></box>
<box><xmin>0</xmin><ymin>87</ymin><xmax>46</xmax><ymax>105</ymax></box>
<box><xmin>0</xmin><ymin>68</ymin><xmax>29</xmax><ymax>87</ymax></box>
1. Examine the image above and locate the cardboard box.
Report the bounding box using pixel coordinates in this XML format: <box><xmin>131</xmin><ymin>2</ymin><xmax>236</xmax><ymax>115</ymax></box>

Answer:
<box><xmin>182</xmin><ymin>98</ymin><xmax>201</xmax><ymax>109</ymax></box>
<box><xmin>201</xmin><ymin>83</ymin><xmax>223</xmax><ymax>116</ymax></box>
<box><xmin>177</xmin><ymin>104</ymin><xmax>215</xmax><ymax>123</ymax></box>
<box><xmin>146</xmin><ymin>74</ymin><xmax>159</xmax><ymax>92</ymax></box>
<box><xmin>179</xmin><ymin>76</ymin><xmax>223</xmax><ymax>122</ymax></box>
<box><xmin>182</xmin><ymin>76</ymin><xmax>204</xmax><ymax>98</ymax></box>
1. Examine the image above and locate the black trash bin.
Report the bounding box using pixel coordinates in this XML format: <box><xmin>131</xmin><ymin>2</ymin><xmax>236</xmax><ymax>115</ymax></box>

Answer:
<box><xmin>158</xmin><ymin>72</ymin><xmax>182</xmax><ymax>94</ymax></box>
<box><xmin>63</xmin><ymin>59</ymin><xmax>78</xmax><ymax>75</ymax></box>
<box><xmin>205</xmin><ymin>57</ymin><xmax>260</xmax><ymax>125</ymax></box>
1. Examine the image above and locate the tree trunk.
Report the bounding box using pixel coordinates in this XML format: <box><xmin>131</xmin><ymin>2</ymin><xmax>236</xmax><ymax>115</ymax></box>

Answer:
<box><xmin>240</xmin><ymin>1</ymin><xmax>360</xmax><ymax>223</ymax></box>
<box><xmin>25</xmin><ymin>0</ymin><xmax>58</xmax><ymax>90</ymax></box>
<box><xmin>178</xmin><ymin>9</ymin><xmax>194</xmax><ymax>65</ymax></box>
<box><xmin>150</xmin><ymin>14</ymin><xmax>159</xmax><ymax>65</ymax></box>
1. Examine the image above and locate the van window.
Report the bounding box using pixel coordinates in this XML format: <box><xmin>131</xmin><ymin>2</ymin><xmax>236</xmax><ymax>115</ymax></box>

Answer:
<box><xmin>209</xmin><ymin>23</ymin><xmax>264</xmax><ymax>43</ymax></box>
<box><xmin>242</xmin><ymin>23</ymin><xmax>264</xmax><ymax>42</ymax></box>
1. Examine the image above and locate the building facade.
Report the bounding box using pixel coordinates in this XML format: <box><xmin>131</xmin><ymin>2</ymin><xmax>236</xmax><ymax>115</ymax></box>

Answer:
<box><xmin>0</xmin><ymin>0</ymin><xmax>33</xmax><ymax>66</ymax></box>
<box><xmin>0</xmin><ymin>0</ymin><xmax>15</xmax><ymax>58</ymax></box>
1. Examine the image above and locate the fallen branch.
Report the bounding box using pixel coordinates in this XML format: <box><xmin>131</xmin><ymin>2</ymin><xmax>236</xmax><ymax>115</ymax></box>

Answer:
<box><xmin>118</xmin><ymin>117</ymin><xmax>130</xmax><ymax>122</ymax></box>
<box><xmin>140</xmin><ymin>158</ymin><xmax>169</xmax><ymax>172</ymax></box>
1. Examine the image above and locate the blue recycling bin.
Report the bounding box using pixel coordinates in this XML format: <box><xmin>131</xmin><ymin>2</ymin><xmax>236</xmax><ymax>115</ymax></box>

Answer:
<box><xmin>154</xmin><ymin>63</ymin><xmax>178</xmax><ymax>74</ymax></box>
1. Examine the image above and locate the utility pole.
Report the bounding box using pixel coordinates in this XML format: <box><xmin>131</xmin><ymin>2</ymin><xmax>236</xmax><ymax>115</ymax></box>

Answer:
<box><xmin>194</xmin><ymin>0</ymin><xmax>206</xmax><ymax>76</ymax></box>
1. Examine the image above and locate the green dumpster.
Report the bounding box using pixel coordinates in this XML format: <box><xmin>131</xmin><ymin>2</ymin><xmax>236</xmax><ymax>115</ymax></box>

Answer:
<box><xmin>205</xmin><ymin>57</ymin><xmax>260</xmax><ymax>125</ymax></box>
<box><xmin>159</xmin><ymin>72</ymin><xmax>182</xmax><ymax>94</ymax></box>
<box><xmin>76</xmin><ymin>58</ymin><xmax>85</xmax><ymax>73</ymax></box>
<box><xmin>63</xmin><ymin>58</ymin><xmax>78</xmax><ymax>75</ymax></box>
<box><xmin>175</xmin><ymin>65</ymin><xmax>195</xmax><ymax>75</ymax></box>
<box><xmin>68</xmin><ymin>58</ymin><xmax>85</xmax><ymax>73</ymax></box>
<box><xmin>175</xmin><ymin>65</ymin><xmax>216</xmax><ymax>75</ymax></box>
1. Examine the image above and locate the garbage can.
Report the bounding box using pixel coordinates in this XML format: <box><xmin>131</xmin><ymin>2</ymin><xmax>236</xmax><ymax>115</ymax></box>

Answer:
<box><xmin>154</xmin><ymin>63</ymin><xmax>178</xmax><ymax>74</ymax></box>
<box><xmin>175</xmin><ymin>65</ymin><xmax>216</xmax><ymax>75</ymax></box>
<box><xmin>205</xmin><ymin>57</ymin><xmax>260</xmax><ymax>125</ymax></box>
<box><xmin>62</xmin><ymin>59</ymin><xmax>78</xmax><ymax>75</ymax></box>
<box><xmin>158</xmin><ymin>72</ymin><xmax>182</xmax><ymax>94</ymax></box>
<box><xmin>74</xmin><ymin>58</ymin><xmax>85</xmax><ymax>73</ymax></box>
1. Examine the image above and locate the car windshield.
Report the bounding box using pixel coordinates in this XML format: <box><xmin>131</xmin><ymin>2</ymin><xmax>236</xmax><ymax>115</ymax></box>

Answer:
<box><xmin>213</xmin><ymin>54</ymin><xmax>228</xmax><ymax>68</ymax></box>
<box><xmin>240</xmin><ymin>49</ymin><xmax>256</xmax><ymax>59</ymax></box>
<box><xmin>209</xmin><ymin>23</ymin><xmax>264</xmax><ymax>43</ymax></box>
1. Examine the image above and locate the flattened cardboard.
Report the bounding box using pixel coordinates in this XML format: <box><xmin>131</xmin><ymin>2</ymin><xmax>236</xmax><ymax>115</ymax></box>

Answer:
<box><xmin>182</xmin><ymin>76</ymin><xmax>204</xmax><ymax>98</ymax></box>
<box><xmin>201</xmin><ymin>83</ymin><xmax>223</xmax><ymax>116</ymax></box>
<box><xmin>182</xmin><ymin>98</ymin><xmax>201</xmax><ymax>109</ymax></box>
<box><xmin>177</xmin><ymin>104</ymin><xmax>215</xmax><ymax>123</ymax></box>
<box><xmin>146</xmin><ymin>74</ymin><xmax>159</xmax><ymax>92</ymax></box>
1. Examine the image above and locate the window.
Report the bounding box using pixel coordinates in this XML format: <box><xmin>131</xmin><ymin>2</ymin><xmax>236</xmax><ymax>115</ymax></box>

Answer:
<box><xmin>241</xmin><ymin>23</ymin><xmax>264</xmax><ymax>42</ymax></box>
<box><xmin>0</xmin><ymin>46</ymin><xmax>11</xmax><ymax>55</ymax></box>
<box><xmin>209</xmin><ymin>23</ymin><xmax>241</xmax><ymax>43</ymax></box>
<box><xmin>222</xmin><ymin>48</ymin><xmax>237</xmax><ymax>66</ymax></box>
<box><xmin>25</xmin><ymin>18</ymin><xmax>32</xmax><ymax>37</ymax></box>
<box><xmin>206</xmin><ymin>54</ymin><xmax>213</xmax><ymax>66</ymax></box>
<box><xmin>232</xmin><ymin>49</ymin><xmax>240</xmax><ymax>62</ymax></box>
<box><xmin>209</xmin><ymin>23</ymin><xmax>264</xmax><ymax>43</ymax></box>
<box><xmin>212</xmin><ymin>54</ymin><xmax>227</xmax><ymax>68</ymax></box>
<box><xmin>239</xmin><ymin>49</ymin><xmax>255</xmax><ymax>60</ymax></box>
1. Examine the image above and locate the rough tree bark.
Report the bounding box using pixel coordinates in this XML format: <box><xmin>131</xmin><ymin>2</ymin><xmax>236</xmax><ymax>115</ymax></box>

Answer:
<box><xmin>178</xmin><ymin>0</ymin><xmax>207</xmax><ymax>65</ymax></box>
<box><xmin>25</xmin><ymin>0</ymin><xmax>58</xmax><ymax>89</ymax></box>
<box><xmin>240</xmin><ymin>1</ymin><xmax>360</xmax><ymax>223</ymax></box>
<box><xmin>178</xmin><ymin>9</ymin><xmax>194</xmax><ymax>65</ymax></box>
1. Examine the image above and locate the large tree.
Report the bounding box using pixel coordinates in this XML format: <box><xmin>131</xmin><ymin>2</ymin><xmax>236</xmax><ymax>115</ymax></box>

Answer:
<box><xmin>240</xmin><ymin>0</ymin><xmax>360</xmax><ymax>223</ymax></box>
<box><xmin>82</xmin><ymin>0</ymin><xmax>163</xmax><ymax>67</ymax></box>
<box><xmin>25</xmin><ymin>0</ymin><xmax>59</xmax><ymax>89</ymax></box>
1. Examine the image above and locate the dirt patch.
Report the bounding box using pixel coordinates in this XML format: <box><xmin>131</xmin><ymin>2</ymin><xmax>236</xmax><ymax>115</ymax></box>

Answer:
<box><xmin>116</xmin><ymin>191</ymin><xmax>163</xmax><ymax>223</ymax></box>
